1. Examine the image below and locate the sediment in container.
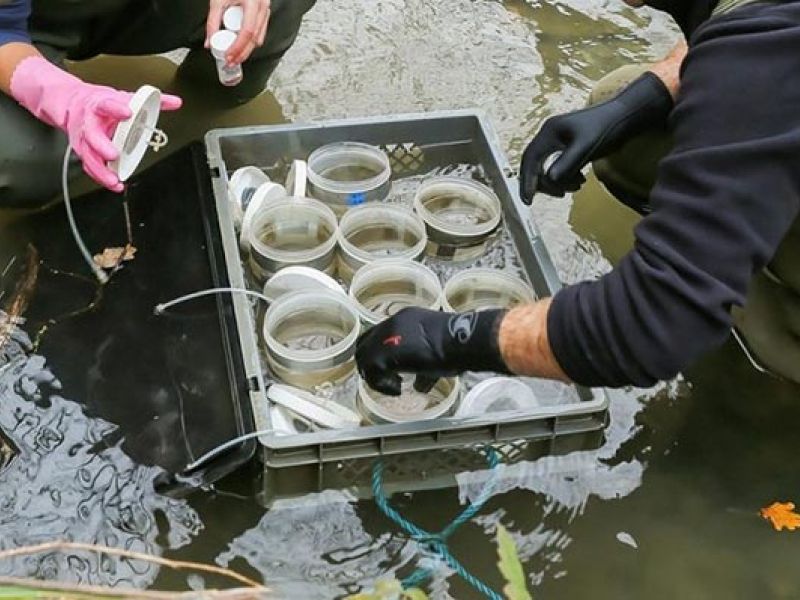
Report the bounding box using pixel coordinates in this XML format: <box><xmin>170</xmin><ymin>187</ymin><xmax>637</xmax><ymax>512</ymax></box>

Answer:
<box><xmin>442</xmin><ymin>268</ymin><xmax>535</xmax><ymax>312</ymax></box>
<box><xmin>357</xmin><ymin>375</ymin><xmax>461</xmax><ymax>424</ymax></box>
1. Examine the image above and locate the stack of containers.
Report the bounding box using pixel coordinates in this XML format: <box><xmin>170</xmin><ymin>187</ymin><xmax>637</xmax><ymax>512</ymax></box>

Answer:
<box><xmin>226</xmin><ymin>139</ymin><xmax>536</xmax><ymax>430</ymax></box>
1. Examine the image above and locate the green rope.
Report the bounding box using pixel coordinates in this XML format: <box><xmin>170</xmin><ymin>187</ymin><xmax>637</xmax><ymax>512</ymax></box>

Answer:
<box><xmin>371</xmin><ymin>448</ymin><xmax>503</xmax><ymax>600</ymax></box>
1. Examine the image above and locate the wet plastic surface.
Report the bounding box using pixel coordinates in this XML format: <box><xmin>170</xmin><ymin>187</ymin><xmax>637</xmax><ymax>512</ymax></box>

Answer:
<box><xmin>11</xmin><ymin>145</ymin><xmax>255</xmax><ymax>489</ymax></box>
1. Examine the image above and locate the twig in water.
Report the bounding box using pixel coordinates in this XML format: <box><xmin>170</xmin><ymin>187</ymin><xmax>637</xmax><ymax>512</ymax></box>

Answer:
<box><xmin>0</xmin><ymin>541</ymin><xmax>266</xmax><ymax>590</ymax></box>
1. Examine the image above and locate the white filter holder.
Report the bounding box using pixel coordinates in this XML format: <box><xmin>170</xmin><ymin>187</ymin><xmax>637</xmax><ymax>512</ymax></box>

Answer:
<box><xmin>456</xmin><ymin>377</ymin><xmax>539</xmax><ymax>417</ymax></box>
<box><xmin>110</xmin><ymin>85</ymin><xmax>167</xmax><ymax>182</ymax></box>
<box><xmin>268</xmin><ymin>384</ymin><xmax>361</xmax><ymax>429</ymax></box>
<box><xmin>223</xmin><ymin>6</ymin><xmax>244</xmax><ymax>31</ymax></box>
<box><xmin>230</xmin><ymin>166</ymin><xmax>271</xmax><ymax>206</ymax></box>
<box><xmin>239</xmin><ymin>181</ymin><xmax>287</xmax><ymax>252</ymax></box>
<box><xmin>285</xmin><ymin>160</ymin><xmax>308</xmax><ymax>198</ymax></box>
<box><xmin>262</xmin><ymin>265</ymin><xmax>345</xmax><ymax>303</ymax></box>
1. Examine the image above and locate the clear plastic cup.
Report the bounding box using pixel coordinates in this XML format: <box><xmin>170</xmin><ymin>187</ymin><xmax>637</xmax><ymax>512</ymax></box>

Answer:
<box><xmin>349</xmin><ymin>258</ymin><xmax>442</xmax><ymax>326</ymax></box>
<box><xmin>442</xmin><ymin>269</ymin><xmax>536</xmax><ymax>312</ymax></box>
<box><xmin>336</xmin><ymin>204</ymin><xmax>427</xmax><ymax>284</ymax></box>
<box><xmin>357</xmin><ymin>375</ymin><xmax>461</xmax><ymax>424</ymax></box>
<box><xmin>413</xmin><ymin>176</ymin><xmax>502</xmax><ymax>261</ymax></box>
<box><xmin>307</xmin><ymin>142</ymin><xmax>392</xmax><ymax>216</ymax></box>
<box><xmin>247</xmin><ymin>197</ymin><xmax>339</xmax><ymax>282</ymax></box>
<box><xmin>263</xmin><ymin>290</ymin><xmax>361</xmax><ymax>390</ymax></box>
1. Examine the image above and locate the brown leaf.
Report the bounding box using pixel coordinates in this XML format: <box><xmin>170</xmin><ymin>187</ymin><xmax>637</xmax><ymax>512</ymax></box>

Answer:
<box><xmin>93</xmin><ymin>244</ymin><xmax>137</xmax><ymax>270</ymax></box>
<box><xmin>760</xmin><ymin>502</ymin><xmax>800</xmax><ymax>532</ymax></box>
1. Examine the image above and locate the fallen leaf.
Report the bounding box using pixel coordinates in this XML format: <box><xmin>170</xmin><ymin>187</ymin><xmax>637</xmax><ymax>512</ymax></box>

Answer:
<box><xmin>497</xmin><ymin>525</ymin><xmax>532</xmax><ymax>600</ymax></box>
<box><xmin>760</xmin><ymin>502</ymin><xmax>800</xmax><ymax>532</ymax></box>
<box><xmin>93</xmin><ymin>244</ymin><xmax>137</xmax><ymax>270</ymax></box>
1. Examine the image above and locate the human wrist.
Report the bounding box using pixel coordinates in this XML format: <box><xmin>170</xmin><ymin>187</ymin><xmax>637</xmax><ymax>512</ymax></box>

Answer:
<box><xmin>9</xmin><ymin>56</ymin><xmax>83</xmax><ymax>129</ymax></box>
<box><xmin>499</xmin><ymin>299</ymin><xmax>570</xmax><ymax>381</ymax></box>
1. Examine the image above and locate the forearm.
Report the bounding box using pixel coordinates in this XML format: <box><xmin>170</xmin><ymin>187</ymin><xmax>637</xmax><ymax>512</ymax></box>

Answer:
<box><xmin>648</xmin><ymin>41</ymin><xmax>686</xmax><ymax>99</ymax></box>
<box><xmin>0</xmin><ymin>42</ymin><xmax>39</xmax><ymax>94</ymax></box>
<box><xmin>498</xmin><ymin>299</ymin><xmax>570</xmax><ymax>382</ymax></box>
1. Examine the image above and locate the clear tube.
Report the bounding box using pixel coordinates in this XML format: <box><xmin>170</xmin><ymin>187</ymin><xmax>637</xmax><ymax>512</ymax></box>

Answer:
<box><xmin>154</xmin><ymin>287</ymin><xmax>270</xmax><ymax>315</ymax></box>
<box><xmin>62</xmin><ymin>147</ymin><xmax>109</xmax><ymax>284</ymax></box>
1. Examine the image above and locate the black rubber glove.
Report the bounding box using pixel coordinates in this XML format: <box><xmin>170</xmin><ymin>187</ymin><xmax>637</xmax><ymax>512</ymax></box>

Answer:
<box><xmin>355</xmin><ymin>307</ymin><xmax>510</xmax><ymax>396</ymax></box>
<box><xmin>519</xmin><ymin>72</ymin><xmax>673</xmax><ymax>202</ymax></box>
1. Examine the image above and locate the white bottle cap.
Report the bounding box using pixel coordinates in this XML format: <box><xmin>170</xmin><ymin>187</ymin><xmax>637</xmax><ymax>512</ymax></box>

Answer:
<box><xmin>223</xmin><ymin>6</ymin><xmax>244</xmax><ymax>32</ymax></box>
<box><xmin>210</xmin><ymin>30</ymin><xmax>237</xmax><ymax>60</ymax></box>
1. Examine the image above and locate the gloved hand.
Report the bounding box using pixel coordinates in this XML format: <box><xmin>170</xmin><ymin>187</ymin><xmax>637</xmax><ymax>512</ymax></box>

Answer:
<box><xmin>355</xmin><ymin>307</ymin><xmax>510</xmax><ymax>396</ymax></box>
<box><xmin>519</xmin><ymin>72</ymin><xmax>673</xmax><ymax>202</ymax></box>
<box><xmin>10</xmin><ymin>56</ymin><xmax>182</xmax><ymax>192</ymax></box>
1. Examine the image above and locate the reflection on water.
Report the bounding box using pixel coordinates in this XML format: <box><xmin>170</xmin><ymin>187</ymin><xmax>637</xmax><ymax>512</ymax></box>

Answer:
<box><xmin>0</xmin><ymin>323</ymin><xmax>202</xmax><ymax>587</ymax></box>
<box><xmin>1</xmin><ymin>0</ymin><xmax>799</xmax><ymax>598</ymax></box>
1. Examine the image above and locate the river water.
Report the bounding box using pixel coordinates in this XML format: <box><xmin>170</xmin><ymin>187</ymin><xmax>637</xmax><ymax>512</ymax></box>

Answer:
<box><xmin>1</xmin><ymin>0</ymin><xmax>799</xmax><ymax>598</ymax></box>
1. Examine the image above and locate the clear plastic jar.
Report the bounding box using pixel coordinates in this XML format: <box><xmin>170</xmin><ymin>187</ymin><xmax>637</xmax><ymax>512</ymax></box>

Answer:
<box><xmin>349</xmin><ymin>258</ymin><xmax>442</xmax><ymax>326</ymax></box>
<box><xmin>357</xmin><ymin>375</ymin><xmax>461</xmax><ymax>424</ymax></box>
<box><xmin>263</xmin><ymin>290</ymin><xmax>361</xmax><ymax>389</ymax></box>
<box><xmin>413</xmin><ymin>176</ymin><xmax>502</xmax><ymax>261</ymax></box>
<box><xmin>336</xmin><ymin>204</ymin><xmax>427</xmax><ymax>283</ymax></box>
<box><xmin>442</xmin><ymin>268</ymin><xmax>535</xmax><ymax>312</ymax></box>
<box><xmin>307</xmin><ymin>142</ymin><xmax>392</xmax><ymax>216</ymax></box>
<box><xmin>247</xmin><ymin>197</ymin><xmax>339</xmax><ymax>282</ymax></box>
<box><xmin>209</xmin><ymin>30</ymin><xmax>243</xmax><ymax>87</ymax></box>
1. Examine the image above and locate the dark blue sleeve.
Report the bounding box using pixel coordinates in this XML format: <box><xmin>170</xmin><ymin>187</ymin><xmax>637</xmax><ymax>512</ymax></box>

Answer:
<box><xmin>547</xmin><ymin>2</ymin><xmax>800</xmax><ymax>388</ymax></box>
<box><xmin>0</xmin><ymin>0</ymin><xmax>31</xmax><ymax>47</ymax></box>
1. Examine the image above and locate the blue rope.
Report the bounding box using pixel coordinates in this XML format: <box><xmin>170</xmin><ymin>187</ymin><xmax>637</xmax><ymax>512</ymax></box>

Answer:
<box><xmin>372</xmin><ymin>448</ymin><xmax>503</xmax><ymax>600</ymax></box>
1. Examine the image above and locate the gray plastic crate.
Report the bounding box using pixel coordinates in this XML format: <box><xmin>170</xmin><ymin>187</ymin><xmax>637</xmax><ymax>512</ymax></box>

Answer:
<box><xmin>204</xmin><ymin>111</ymin><xmax>609</xmax><ymax>471</ymax></box>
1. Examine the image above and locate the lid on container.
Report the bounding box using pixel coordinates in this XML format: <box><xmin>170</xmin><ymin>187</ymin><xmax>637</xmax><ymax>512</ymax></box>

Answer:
<box><xmin>210</xmin><ymin>30</ymin><xmax>237</xmax><ymax>60</ymax></box>
<box><xmin>286</xmin><ymin>160</ymin><xmax>308</xmax><ymax>197</ymax></box>
<box><xmin>223</xmin><ymin>5</ymin><xmax>244</xmax><ymax>31</ymax></box>
<box><xmin>456</xmin><ymin>377</ymin><xmax>539</xmax><ymax>417</ymax></box>
<box><xmin>268</xmin><ymin>384</ymin><xmax>361</xmax><ymax>429</ymax></box>
<box><xmin>110</xmin><ymin>85</ymin><xmax>165</xmax><ymax>183</ymax></box>
<box><xmin>229</xmin><ymin>166</ymin><xmax>271</xmax><ymax>207</ymax></box>
<box><xmin>262</xmin><ymin>265</ymin><xmax>344</xmax><ymax>303</ymax></box>
<box><xmin>239</xmin><ymin>181</ymin><xmax>287</xmax><ymax>252</ymax></box>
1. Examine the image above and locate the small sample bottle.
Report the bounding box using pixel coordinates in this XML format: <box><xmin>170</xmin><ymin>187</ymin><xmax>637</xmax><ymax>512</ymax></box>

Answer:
<box><xmin>210</xmin><ymin>30</ymin><xmax>243</xmax><ymax>87</ymax></box>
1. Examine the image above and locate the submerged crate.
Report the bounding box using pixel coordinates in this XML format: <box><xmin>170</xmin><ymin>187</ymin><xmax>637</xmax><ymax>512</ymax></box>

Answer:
<box><xmin>203</xmin><ymin>111</ymin><xmax>609</xmax><ymax>479</ymax></box>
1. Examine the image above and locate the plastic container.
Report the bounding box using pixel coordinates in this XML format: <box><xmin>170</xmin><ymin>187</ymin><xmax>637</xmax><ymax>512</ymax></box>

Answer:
<box><xmin>247</xmin><ymin>197</ymin><xmax>338</xmax><ymax>281</ymax></box>
<box><xmin>239</xmin><ymin>182</ymin><xmax>288</xmax><ymax>253</ymax></box>
<box><xmin>442</xmin><ymin>268</ymin><xmax>535</xmax><ymax>312</ymax></box>
<box><xmin>263</xmin><ymin>290</ymin><xmax>361</xmax><ymax>389</ymax></box>
<box><xmin>229</xmin><ymin>166</ymin><xmax>273</xmax><ymax>232</ymax></box>
<box><xmin>307</xmin><ymin>142</ymin><xmax>392</xmax><ymax>215</ymax></box>
<box><xmin>336</xmin><ymin>204</ymin><xmax>427</xmax><ymax>283</ymax></box>
<box><xmin>455</xmin><ymin>376</ymin><xmax>539</xmax><ymax>417</ymax></box>
<box><xmin>357</xmin><ymin>376</ymin><xmax>461</xmax><ymax>424</ymax></box>
<box><xmin>349</xmin><ymin>259</ymin><xmax>442</xmax><ymax>326</ymax></box>
<box><xmin>210</xmin><ymin>30</ymin><xmax>243</xmax><ymax>86</ymax></box>
<box><xmin>414</xmin><ymin>176</ymin><xmax>502</xmax><ymax>261</ymax></box>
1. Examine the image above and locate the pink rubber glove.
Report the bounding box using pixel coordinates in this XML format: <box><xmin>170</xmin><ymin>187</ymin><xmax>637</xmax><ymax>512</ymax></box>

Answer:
<box><xmin>10</xmin><ymin>56</ymin><xmax>182</xmax><ymax>193</ymax></box>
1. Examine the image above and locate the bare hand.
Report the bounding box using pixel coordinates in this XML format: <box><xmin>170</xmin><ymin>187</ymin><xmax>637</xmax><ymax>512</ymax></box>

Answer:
<box><xmin>205</xmin><ymin>0</ymin><xmax>271</xmax><ymax>65</ymax></box>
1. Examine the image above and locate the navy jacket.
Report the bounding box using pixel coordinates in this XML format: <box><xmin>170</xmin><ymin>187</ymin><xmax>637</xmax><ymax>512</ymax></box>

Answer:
<box><xmin>549</xmin><ymin>1</ymin><xmax>800</xmax><ymax>387</ymax></box>
<box><xmin>0</xmin><ymin>0</ymin><xmax>29</xmax><ymax>46</ymax></box>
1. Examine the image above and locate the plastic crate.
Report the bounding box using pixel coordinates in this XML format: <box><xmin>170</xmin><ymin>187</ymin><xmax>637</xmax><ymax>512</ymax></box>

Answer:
<box><xmin>203</xmin><ymin>111</ymin><xmax>610</xmax><ymax>477</ymax></box>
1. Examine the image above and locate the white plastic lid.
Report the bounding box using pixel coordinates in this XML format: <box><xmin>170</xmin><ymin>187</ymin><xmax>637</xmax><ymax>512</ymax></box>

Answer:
<box><xmin>268</xmin><ymin>384</ymin><xmax>361</xmax><ymax>429</ymax></box>
<box><xmin>456</xmin><ymin>377</ymin><xmax>539</xmax><ymax>417</ymax></box>
<box><xmin>239</xmin><ymin>181</ymin><xmax>286</xmax><ymax>252</ymax></box>
<box><xmin>110</xmin><ymin>85</ymin><xmax>163</xmax><ymax>182</ymax></box>
<box><xmin>223</xmin><ymin>6</ymin><xmax>244</xmax><ymax>31</ymax></box>
<box><xmin>229</xmin><ymin>166</ymin><xmax>271</xmax><ymax>205</ymax></box>
<box><xmin>262</xmin><ymin>265</ymin><xmax>344</xmax><ymax>303</ymax></box>
<box><xmin>285</xmin><ymin>160</ymin><xmax>308</xmax><ymax>198</ymax></box>
<box><xmin>210</xmin><ymin>30</ymin><xmax>237</xmax><ymax>60</ymax></box>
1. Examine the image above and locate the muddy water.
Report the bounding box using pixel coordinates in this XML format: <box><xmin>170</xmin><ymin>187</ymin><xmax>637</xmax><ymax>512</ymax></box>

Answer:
<box><xmin>1</xmin><ymin>1</ymin><xmax>799</xmax><ymax>598</ymax></box>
